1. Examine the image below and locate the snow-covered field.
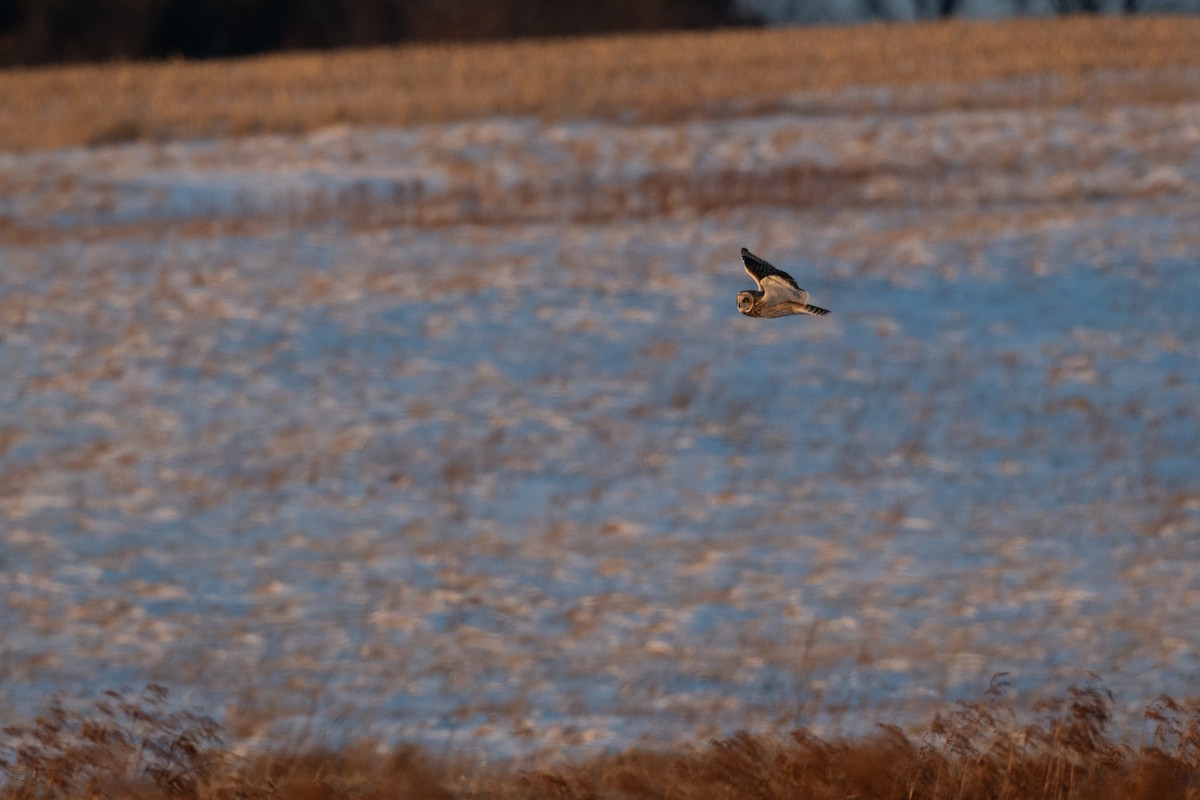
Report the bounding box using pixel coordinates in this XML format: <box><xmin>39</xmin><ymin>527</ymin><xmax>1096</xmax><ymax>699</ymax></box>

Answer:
<box><xmin>2</xmin><ymin>95</ymin><xmax>1199</xmax><ymax>758</ymax></box>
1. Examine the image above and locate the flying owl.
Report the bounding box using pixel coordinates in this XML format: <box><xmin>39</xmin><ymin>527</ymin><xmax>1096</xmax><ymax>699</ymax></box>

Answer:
<box><xmin>736</xmin><ymin>247</ymin><xmax>830</xmax><ymax>318</ymax></box>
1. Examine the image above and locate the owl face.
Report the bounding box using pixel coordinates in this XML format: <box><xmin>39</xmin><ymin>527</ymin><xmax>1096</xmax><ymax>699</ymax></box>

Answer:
<box><xmin>736</xmin><ymin>291</ymin><xmax>758</xmax><ymax>315</ymax></box>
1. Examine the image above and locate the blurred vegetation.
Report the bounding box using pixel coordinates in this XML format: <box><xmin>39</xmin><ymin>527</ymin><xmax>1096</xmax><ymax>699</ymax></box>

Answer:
<box><xmin>4</xmin><ymin>680</ymin><xmax>1200</xmax><ymax>799</ymax></box>
<box><xmin>3</xmin><ymin>16</ymin><xmax>1199</xmax><ymax>152</ymax></box>
<box><xmin>0</xmin><ymin>0</ymin><xmax>752</xmax><ymax>66</ymax></box>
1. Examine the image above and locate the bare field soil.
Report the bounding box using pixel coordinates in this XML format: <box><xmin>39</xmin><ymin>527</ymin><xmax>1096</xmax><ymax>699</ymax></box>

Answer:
<box><xmin>2</xmin><ymin>15</ymin><xmax>1200</xmax><ymax>779</ymax></box>
<box><xmin>2</xmin><ymin>16</ymin><xmax>1200</xmax><ymax>151</ymax></box>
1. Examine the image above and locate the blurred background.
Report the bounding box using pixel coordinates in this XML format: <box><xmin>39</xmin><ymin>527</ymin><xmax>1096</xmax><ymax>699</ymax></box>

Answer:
<box><xmin>2</xmin><ymin>0</ymin><xmax>1200</xmax><ymax>766</ymax></box>
<box><xmin>3</xmin><ymin>0</ymin><xmax>1200</xmax><ymax>66</ymax></box>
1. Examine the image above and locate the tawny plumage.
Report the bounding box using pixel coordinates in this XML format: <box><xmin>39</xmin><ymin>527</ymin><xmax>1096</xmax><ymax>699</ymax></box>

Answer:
<box><xmin>736</xmin><ymin>247</ymin><xmax>830</xmax><ymax>318</ymax></box>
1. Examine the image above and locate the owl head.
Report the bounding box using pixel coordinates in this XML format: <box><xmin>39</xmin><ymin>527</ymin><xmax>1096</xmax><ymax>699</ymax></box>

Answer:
<box><xmin>736</xmin><ymin>291</ymin><xmax>757</xmax><ymax>315</ymax></box>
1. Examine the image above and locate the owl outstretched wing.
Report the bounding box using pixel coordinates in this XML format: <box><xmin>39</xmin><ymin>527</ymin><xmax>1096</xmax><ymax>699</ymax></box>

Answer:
<box><xmin>741</xmin><ymin>247</ymin><xmax>808</xmax><ymax>304</ymax></box>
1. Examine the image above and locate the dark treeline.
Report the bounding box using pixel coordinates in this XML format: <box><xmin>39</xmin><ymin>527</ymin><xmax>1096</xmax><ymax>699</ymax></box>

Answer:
<box><xmin>1</xmin><ymin>0</ymin><xmax>1189</xmax><ymax>66</ymax></box>
<box><xmin>0</xmin><ymin>0</ymin><xmax>754</xmax><ymax>66</ymax></box>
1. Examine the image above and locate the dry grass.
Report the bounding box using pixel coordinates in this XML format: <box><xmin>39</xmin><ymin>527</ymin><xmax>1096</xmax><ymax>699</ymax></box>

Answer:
<box><xmin>4</xmin><ymin>680</ymin><xmax>1200</xmax><ymax>799</ymax></box>
<box><xmin>2</xmin><ymin>16</ymin><xmax>1200</xmax><ymax>152</ymax></box>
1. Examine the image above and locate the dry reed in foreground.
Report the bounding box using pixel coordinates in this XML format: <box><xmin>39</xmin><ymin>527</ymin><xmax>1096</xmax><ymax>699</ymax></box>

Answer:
<box><xmin>4</xmin><ymin>679</ymin><xmax>1200</xmax><ymax>799</ymax></box>
<box><xmin>2</xmin><ymin>16</ymin><xmax>1200</xmax><ymax>152</ymax></box>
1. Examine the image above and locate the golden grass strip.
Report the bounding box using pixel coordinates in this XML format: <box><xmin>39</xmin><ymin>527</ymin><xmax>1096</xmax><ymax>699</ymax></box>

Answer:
<box><xmin>2</xmin><ymin>16</ymin><xmax>1200</xmax><ymax>152</ymax></box>
<box><xmin>4</xmin><ymin>683</ymin><xmax>1200</xmax><ymax>800</ymax></box>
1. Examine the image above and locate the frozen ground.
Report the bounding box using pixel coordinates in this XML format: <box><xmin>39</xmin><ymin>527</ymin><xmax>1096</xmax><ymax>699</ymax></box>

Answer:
<box><xmin>2</xmin><ymin>96</ymin><xmax>1199</xmax><ymax>759</ymax></box>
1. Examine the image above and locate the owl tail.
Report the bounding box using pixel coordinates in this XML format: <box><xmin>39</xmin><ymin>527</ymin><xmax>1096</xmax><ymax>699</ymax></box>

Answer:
<box><xmin>804</xmin><ymin>304</ymin><xmax>831</xmax><ymax>316</ymax></box>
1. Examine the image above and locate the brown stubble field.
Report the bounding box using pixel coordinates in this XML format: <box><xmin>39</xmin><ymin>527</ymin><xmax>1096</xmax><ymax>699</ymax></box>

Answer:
<box><xmin>4</xmin><ymin>681</ymin><xmax>1200</xmax><ymax>799</ymax></box>
<box><xmin>0</xmin><ymin>16</ymin><xmax>1199</xmax><ymax>151</ymax></box>
<box><xmin>4</xmin><ymin>15</ymin><xmax>1200</xmax><ymax>800</ymax></box>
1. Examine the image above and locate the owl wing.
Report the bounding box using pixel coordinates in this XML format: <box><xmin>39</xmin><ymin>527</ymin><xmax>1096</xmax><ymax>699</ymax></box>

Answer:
<box><xmin>741</xmin><ymin>248</ymin><xmax>808</xmax><ymax>304</ymax></box>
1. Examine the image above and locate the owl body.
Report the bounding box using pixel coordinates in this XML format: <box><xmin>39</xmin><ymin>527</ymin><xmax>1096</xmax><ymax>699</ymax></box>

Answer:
<box><xmin>736</xmin><ymin>248</ymin><xmax>829</xmax><ymax>318</ymax></box>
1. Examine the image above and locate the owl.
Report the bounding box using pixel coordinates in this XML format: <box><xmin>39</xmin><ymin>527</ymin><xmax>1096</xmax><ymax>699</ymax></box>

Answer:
<box><xmin>736</xmin><ymin>247</ymin><xmax>830</xmax><ymax>318</ymax></box>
